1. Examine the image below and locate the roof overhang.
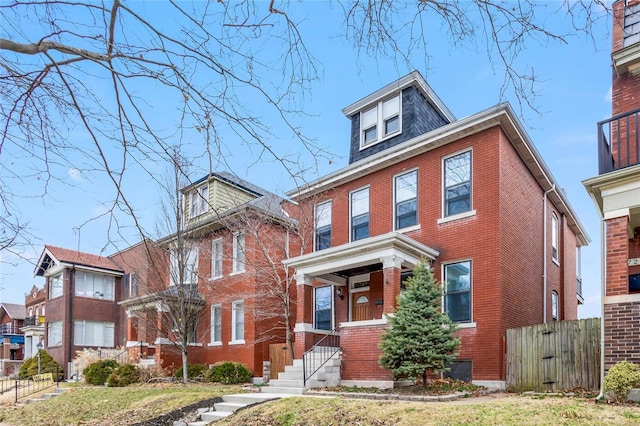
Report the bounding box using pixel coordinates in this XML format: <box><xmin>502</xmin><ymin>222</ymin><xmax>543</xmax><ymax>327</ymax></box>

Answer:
<box><xmin>612</xmin><ymin>43</ymin><xmax>640</xmax><ymax>76</ymax></box>
<box><xmin>34</xmin><ymin>247</ymin><xmax>123</xmax><ymax>277</ymax></box>
<box><xmin>287</xmin><ymin>103</ymin><xmax>590</xmax><ymax>247</ymax></box>
<box><xmin>283</xmin><ymin>232</ymin><xmax>439</xmax><ymax>278</ymax></box>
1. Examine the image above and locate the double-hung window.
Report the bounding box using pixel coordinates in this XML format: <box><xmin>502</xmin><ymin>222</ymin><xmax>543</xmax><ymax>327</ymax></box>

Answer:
<box><xmin>350</xmin><ymin>188</ymin><xmax>370</xmax><ymax>241</ymax></box>
<box><xmin>49</xmin><ymin>273</ymin><xmax>63</xmax><ymax>299</ymax></box>
<box><xmin>75</xmin><ymin>271</ymin><xmax>115</xmax><ymax>300</ymax></box>
<box><xmin>210</xmin><ymin>305</ymin><xmax>222</xmax><ymax>344</ymax></box>
<box><xmin>444</xmin><ymin>261</ymin><xmax>471</xmax><ymax>323</ymax></box>
<box><xmin>361</xmin><ymin>95</ymin><xmax>401</xmax><ymax>147</ymax></box>
<box><xmin>47</xmin><ymin>321</ymin><xmax>62</xmax><ymax>347</ymax></box>
<box><xmin>444</xmin><ymin>150</ymin><xmax>472</xmax><ymax>216</ymax></box>
<box><xmin>231</xmin><ymin>301</ymin><xmax>244</xmax><ymax>342</ymax></box>
<box><xmin>189</xmin><ymin>184</ymin><xmax>209</xmax><ymax>218</ymax></box>
<box><xmin>551</xmin><ymin>213</ymin><xmax>559</xmax><ymax>262</ymax></box>
<box><xmin>232</xmin><ymin>232</ymin><xmax>245</xmax><ymax>273</ymax></box>
<box><xmin>314</xmin><ymin>286</ymin><xmax>333</xmax><ymax>331</ymax></box>
<box><xmin>551</xmin><ymin>291</ymin><xmax>559</xmax><ymax>321</ymax></box>
<box><xmin>315</xmin><ymin>201</ymin><xmax>332</xmax><ymax>251</ymax></box>
<box><xmin>211</xmin><ymin>238</ymin><xmax>223</xmax><ymax>278</ymax></box>
<box><xmin>74</xmin><ymin>320</ymin><xmax>115</xmax><ymax>347</ymax></box>
<box><xmin>395</xmin><ymin>170</ymin><xmax>417</xmax><ymax>229</ymax></box>
<box><xmin>170</xmin><ymin>245</ymin><xmax>198</xmax><ymax>286</ymax></box>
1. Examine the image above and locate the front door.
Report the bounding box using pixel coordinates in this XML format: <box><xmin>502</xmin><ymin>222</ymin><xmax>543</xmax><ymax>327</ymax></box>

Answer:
<box><xmin>352</xmin><ymin>292</ymin><xmax>370</xmax><ymax>322</ymax></box>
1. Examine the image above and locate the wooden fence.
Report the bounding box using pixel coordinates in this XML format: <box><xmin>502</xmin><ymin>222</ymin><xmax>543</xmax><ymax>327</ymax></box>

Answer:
<box><xmin>505</xmin><ymin>318</ymin><xmax>600</xmax><ymax>392</ymax></box>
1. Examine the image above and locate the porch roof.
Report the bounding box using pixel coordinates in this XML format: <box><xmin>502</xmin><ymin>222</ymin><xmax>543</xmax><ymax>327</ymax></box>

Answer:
<box><xmin>283</xmin><ymin>232</ymin><xmax>439</xmax><ymax>279</ymax></box>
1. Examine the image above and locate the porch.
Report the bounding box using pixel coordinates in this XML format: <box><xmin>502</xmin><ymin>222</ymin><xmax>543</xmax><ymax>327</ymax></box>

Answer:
<box><xmin>284</xmin><ymin>232</ymin><xmax>439</xmax><ymax>387</ymax></box>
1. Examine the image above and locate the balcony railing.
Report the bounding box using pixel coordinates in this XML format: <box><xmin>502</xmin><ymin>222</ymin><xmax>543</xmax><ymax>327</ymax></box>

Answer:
<box><xmin>0</xmin><ymin>324</ymin><xmax>24</xmax><ymax>335</ymax></box>
<box><xmin>598</xmin><ymin>107</ymin><xmax>640</xmax><ymax>174</ymax></box>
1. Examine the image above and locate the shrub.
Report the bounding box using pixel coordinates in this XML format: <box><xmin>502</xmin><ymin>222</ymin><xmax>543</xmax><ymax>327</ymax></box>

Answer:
<box><xmin>84</xmin><ymin>359</ymin><xmax>119</xmax><ymax>385</ymax></box>
<box><xmin>19</xmin><ymin>351</ymin><xmax>63</xmax><ymax>380</ymax></box>
<box><xmin>206</xmin><ymin>361</ymin><xmax>252</xmax><ymax>384</ymax></box>
<box><xmin>138</xmin><ymin>365</ymin><xmax>171</xmax><ymax>383</ymax></box>
<box><xmin>18</xmin><ymin>357</ymin><xmax>34</xmax><ymax>379</ymax></box>
<box><xmin>604</xmin><ymin>361</ymin><xmax>640</xmax><ymax>403</ymax></box>
<box><xmin>106</xmin><ymin>363</ymin><xmax>141</xmax><ymax>387</ymax></box>
<box><xmin>174</xmin><ymin>364</ymin><xmax>207</xmax><ymax>381</ymax></box>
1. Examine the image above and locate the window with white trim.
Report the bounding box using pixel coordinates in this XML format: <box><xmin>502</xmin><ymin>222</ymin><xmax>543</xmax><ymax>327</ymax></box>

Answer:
<box><xmin>74</xmin><ymin>320</ymin><xmax>115</xmax><ymax>347</ymax></box>
<box><xmin>444</xmin><ymin>261</ymin><xmax>471</xmax><ymax>323</ymax></box>
<box><xmin>75</xmin><ymin>271</ymin><xmax>115</xmax><ymax>300</ymax></box>
<box><xmin>350</xmin><ymin>187</ymin><xmax>370</xmax><ymax>241</ymax></box>
<box><xmin>231</xmin><ymin>301</ymin><xmax>244</xmax><ymax>342</ymax></box>
<box><xmin>314</xmin><ymin>201</ymin><xmax>332</xmax><ymax>251</ymax></box>
<box><xmin>170</xmin><ymin>245</ymin><xmax>198</xmax><ymax>286</ymax></box>
<box><xmin>395</xmin><ymin>170</ymin><xmax>417</xmax><ymax>229</ymax></box>
<box><xmin>360</xmin><ymin>94</ymin><xmax>401</xmax><ymax>147</ymax></box>
<box><xmin>189</xmin><ymin>183</ymin><xmax>209</xmax><ymax>218</ymax></box>
<box><xmin>211</xmin><ymin>238</ymin><xmax>223</xmax><ymax>278</ymax></box>
<box><xmin>50</xmin><ymin>273</ymin><xmax>63</xmax><ymax>299</ymax></box>
<box><xmin>444</xmin><ymin>150</ymin><xmax>472</xmax><ymax>216</ymax></box>
<box><xmin>314</xmin><ymin>286</ymin><xmax>333</xmax><ymax>331</ymax></box>
<box><xmin>211</xmin><ymin>304</ymin><xmax>222</xmax><ymax>344</ymax></box>
<box><xmin>551</xmin><ymin>291</ymin><xmax>559</xmax><ymax>321</ymax></box>
<box><xmin>551</xmin><ymin>213</ymin><xmax>559</xmax><ymax>262</ymax></box>
<box><xmin>232</xmin><ymin>232</ymin><xmax>245</xmax><ymax>273</ymax></box>
<box><xmin>47</xmin><ymin>321</ymin><xmax>62</xmax><ymax>347</ymax></box>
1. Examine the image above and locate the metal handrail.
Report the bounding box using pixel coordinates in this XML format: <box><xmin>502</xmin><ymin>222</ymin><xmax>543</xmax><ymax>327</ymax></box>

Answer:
<box><xmin>302</xmin><ymin>328</ymin><xmax>340</xmax><ymax>387</ymax></box>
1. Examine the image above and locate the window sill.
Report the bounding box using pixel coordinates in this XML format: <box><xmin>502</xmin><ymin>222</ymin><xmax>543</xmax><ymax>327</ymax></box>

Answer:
<box><xmin>456</xmin><ymin>322</ymin><xmax>477</xmax><ymax>329</ymax></box>
<box><xmin>552</xmin><ymin>258</ymin><xmax>560</xmax><ymax>267</ymax></box>
<box><xmin>396</xmin><ymin>224</ymin><xmax>421</xmax><ymax>233</ymax></box>
<box><xmin>187</xmin><ymin>343</ymin><xmax>203</xmax><ymax>347</ymax></box>
<box><xmin>228</xmin><ymin>340</ymin><xmax>245</xmax><ymax>346</ymax></box>
<box><xmin>208</xmin><ymin>342</ymin><xmax>222</xmax><ymax>347</ymax></box>
<box><xmin>208</xmin><ymin>275</ymin><xmax>223</xmax><ymax>282</ymax></box>
<box><xmin>437</xmin><ymin>210</ymin><xmax>477</xmax><ymax>225</ymax></box>
<box><xmin>359</xmin><ymin>129</ymin><xmax>401</xmax><ymax>151</ymax></box>
<box><xmin>229</xmin><ymin>270</ymin><xmax>245</xmax><ymax>277</ymax></box>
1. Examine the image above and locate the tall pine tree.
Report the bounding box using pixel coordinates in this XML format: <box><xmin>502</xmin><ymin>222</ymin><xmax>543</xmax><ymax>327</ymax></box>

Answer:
<box><xmin>379</xmin><ymin>260</ymin><xmax>460</xmax><ymax>386</ymax></box>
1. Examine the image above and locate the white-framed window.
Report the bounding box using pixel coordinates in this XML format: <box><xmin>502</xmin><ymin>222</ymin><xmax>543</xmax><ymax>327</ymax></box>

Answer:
<box><xmin>50</xmin><ymin>273</ymin><xmax>63</xmax><ymax>299</ymax></box>
<box><xmin>211</xmin><ymin>238</ymin><xmax>223</xmax><ymax>278</ymax></box>
<box><xmin>314</xmin><ymin>201</ymin><xmax>332</xmax><ymax>251</ymax></box>
<box><xmin>189</xmin><ymin>183</ymin><xmax>209</xmax><ymax>218</ymax></box>
<box><xmin>75</xmin><ymin>271</ymin><xmax>115</xmax><ymax>300</ymax></box>
<box><xmin>47</xmin><ymin>321</ymin><xmax>62</xmax><ymax>347</ymax></box>
<box><xmin>232</xmin><ymin>232</ymin><xmax>245</xmax><ymax>273</ymax></box>
<box><xmin>551</xmin><ymin>213</ymin><xmax>559</xmax><ymax>262</ymax></box>
<box><xmin>231</xmin><ymin>301</ymin><xmax>244</xmax><ymax>342</ymax></box>
<box><xmin>74</xmin><ymin>320</ymin><xmax>115</xmax><ymax>347</ymax></box>
<box><xmin>360</xmin><ymin>94</ymin><xmax>401</xmax><ymax>147</ymax></box>
<box><xmin>210</xmin><ymin>304</ymin><xmax>222</xmax><ymax>344</ymax></box>
<box><xmin>350</xmin><ymin>187</ymin><xmax>370</xmax><ymax>241</ymax></box>
<box><xmin>28</xmin><ymin>308</ymin><xmax>33</xmax><ymax>317</ymax></box>
<box><xmin>314</xmin><ymin>286</ymin><xmax>333</xmax><ymax>331</ymax></box>
<box><xmin>576</xmin><ymin>246</ymin><xmax>582</xmax><ymax>296</ymax></box>
<box><xmin>124</xmin><ymin>272</ymin><xmax>139</xmax><ymax>299</ymax></box>
<box><xmin>394</xmin><ymin>170</ymin><xmax>418</xmax><ymax>229</ymax></box>
<box><xmin>170</xmin><ymin>245</ymin><xmax>198</xmax><ymax>286</ymax></box>
<box><xmin>443</xmin><ymin>150</ymin><xmax>472</xmax><ymax>217</ymax></box>
<box><xmin>551</xmin><ymin>291</ymin><xmax>559</xmax><ymax>321</ymax></box>
<box><xmin>443</xmin><ymin>261</ymin><xmax>471</xmax><ymax>323</ymax></box>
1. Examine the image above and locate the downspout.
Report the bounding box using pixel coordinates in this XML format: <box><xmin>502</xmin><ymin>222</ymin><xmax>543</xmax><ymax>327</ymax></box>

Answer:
<box><xmin>542</xmin><ymin>184</ymin><xmax>555</xmax><ymax>324</ymax></box>
<box><xmin>596</xmin><ymin>217</ymin><xmax>606</xmax><ymax>401</ymax></box>
<box><xmin>68</xmin><ymin>266</ymin><xmax>75</xmax><ymax>375</ymax></box>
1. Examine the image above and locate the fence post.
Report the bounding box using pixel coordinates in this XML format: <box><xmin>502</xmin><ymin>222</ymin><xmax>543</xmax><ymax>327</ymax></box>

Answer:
<box><xmin>14</xmin><ymin>379</ymin><xmax>17</xmax><ymax>404</ymax></box>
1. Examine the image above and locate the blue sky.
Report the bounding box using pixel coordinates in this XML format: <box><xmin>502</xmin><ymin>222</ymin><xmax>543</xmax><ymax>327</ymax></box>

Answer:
<box><xmin>0</xmin><ymin>2</ymin><xmax>612</xmax><ymax>319</ymax></box>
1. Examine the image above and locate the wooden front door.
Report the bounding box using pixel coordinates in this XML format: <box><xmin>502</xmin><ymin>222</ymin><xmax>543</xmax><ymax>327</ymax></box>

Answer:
<box><xmin>269</xmin><ymin>343</ymin><xmax>292</xmax><ymax>379</ymax></box>
<box><xmin>352</xmin><ymin>292</ymin><xmax>371</xmax><ymax>322</ymax></box>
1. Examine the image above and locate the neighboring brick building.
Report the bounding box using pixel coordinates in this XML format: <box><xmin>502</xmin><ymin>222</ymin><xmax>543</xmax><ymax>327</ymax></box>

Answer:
<box><xmin>584</xmin><ymin>0</ymin><xmax>640</xmax><ymax>373</ymax></box>
<box><xmin>21</xmin><ymin>285</ymin><xmax>46</xmax><ymax>359</ymax></box>
<box><xmin>0</xmin><ymin>303</ymin><xmax>26</xmax><ymax>376</ymax></box>
<box><xmin>285</xmin><ymin>71</ymin><xmax>589</xmax><ymax>390</ymax></box>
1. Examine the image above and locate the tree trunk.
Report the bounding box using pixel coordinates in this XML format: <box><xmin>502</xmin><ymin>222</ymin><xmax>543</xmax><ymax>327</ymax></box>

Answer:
<box><xmin>182</xmin><ymin>348</ymin><xmax>188</xmax><ymax>384</ymax></box>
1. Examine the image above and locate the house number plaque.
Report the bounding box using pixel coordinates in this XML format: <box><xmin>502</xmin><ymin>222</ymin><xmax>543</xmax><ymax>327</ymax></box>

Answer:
<box><xmin>628</xmin><ymin>258</ymin><xmax>640</xmax><ymax>266</ymax></box>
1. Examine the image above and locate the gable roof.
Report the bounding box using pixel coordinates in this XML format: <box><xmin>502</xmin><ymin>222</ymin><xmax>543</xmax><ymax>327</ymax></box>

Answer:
<box><xmin>34</xmin><ymin>245</ymin><xmax>123</xmax><ymax>276</ymax></box>
<box><xmin>0</xmin><ymin>303</ymin><xmax>26</xmax><ymax>320</ymax></box>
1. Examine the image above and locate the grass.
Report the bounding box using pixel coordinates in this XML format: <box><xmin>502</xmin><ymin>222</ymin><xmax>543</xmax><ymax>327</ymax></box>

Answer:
<box><xmin>321</xmin><ymin>378</ymin><xmax>486</xmax><ymax>395</ymax></box>
<box><xmin>0</xmin><ymin>383</ymin><xmax>243</xmax><ymax>426</ymax></box>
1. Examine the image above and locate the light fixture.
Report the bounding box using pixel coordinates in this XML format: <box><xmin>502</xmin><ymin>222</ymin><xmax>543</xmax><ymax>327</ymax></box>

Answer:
<box><xmin>336</xmin><ymin>287</ymin><xmax>344</xmax><ymax>300</ymax></box>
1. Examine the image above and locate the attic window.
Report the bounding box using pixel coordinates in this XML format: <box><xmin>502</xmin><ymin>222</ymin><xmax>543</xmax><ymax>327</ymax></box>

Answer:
<box><xmin>360</xmin><ymin>94</ymin><xmax>401</xmax><ymax>148</ymax></box>
<box><xmin>189</xmin><ymin>183</ymin><xmax>209</xmax><ymax>218</ymax></box>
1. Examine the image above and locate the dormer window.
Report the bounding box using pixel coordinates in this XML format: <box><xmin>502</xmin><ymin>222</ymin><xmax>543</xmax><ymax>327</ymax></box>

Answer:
<box><xmin>360</xmin><ymin>94</ymin><xmax>401</xmax><ymax>148</ymax></box>
<box><xmin>189</xmin><ymin>184</ymin><xmax>209</xmax><ymax>218</ymax></box>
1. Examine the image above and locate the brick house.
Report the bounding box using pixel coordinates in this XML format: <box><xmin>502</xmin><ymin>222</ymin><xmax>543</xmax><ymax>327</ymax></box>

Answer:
<box><xmin>284</xmin><ymin>71</ymin><xmax>590</xmax><ymax>389</ymax></box>
<box><xmin>0</xmin><ymin>303</ymin><xmax>26</xmax><ymax>376</ymax></box>
<box><xmin>583</xmin><ymin>0</ymin><xmax>640</xmax><ymax>374</ymax></box>
<box><xmin>21</xmin><ymin>285</ymin><xmax>46</xmax><ymax>359</ymax></box>
<box><xmin>34</xmin><ymin>245</ymin><xmax>126</xmax><ymax>375</ymax></box>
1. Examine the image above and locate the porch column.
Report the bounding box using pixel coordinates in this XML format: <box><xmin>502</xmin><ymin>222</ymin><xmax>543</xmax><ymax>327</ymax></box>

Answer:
<box><xmin>605</xmin><ymin>212</ymin><xmax>630</xmax><ymax>297</ymax></box>
<box><xmin>381</xmin><ymin>256</ymin><xmax>403</xmax><ymax>315</ymax></box>
<box><xmin>155</xmin><ymin>303</ymin><xmax>170</xmax><ymax>344</ymax></box>
<box><xmin>293</xmin><ymin>273</ymin><xmax>314</xmax><ymax>359</ymax></box>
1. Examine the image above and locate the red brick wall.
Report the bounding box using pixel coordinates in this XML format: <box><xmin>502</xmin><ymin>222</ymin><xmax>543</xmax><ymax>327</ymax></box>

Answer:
<box><xmin>606</xmin><ymin>216</ymin><xmax>630</xmax><ymax>296</ymax></box>
<box><xmin>340</xmin><ymin>324</ymin><xmax>392</xmax><ymax>381</ymax></box>
<box><xmin>604</xmin><ymin>301</ymin><xmax>640</xmax><ymax>372</ymax></box>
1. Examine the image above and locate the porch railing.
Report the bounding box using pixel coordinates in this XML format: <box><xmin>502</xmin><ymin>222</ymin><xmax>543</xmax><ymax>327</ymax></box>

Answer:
<box><xmin>302</xmin><ymin>328</ymin><xmax>340</xmax><ymax>387</ymax></box>
<box><xmin>0</xmin><ymin>324</ymin><xmax>24</xmax><ymax>335</ymax></box>
<box><xmin>598</xmin><ymin>107</ymin><xmax>640</xmax><ymax>174</ymax></box>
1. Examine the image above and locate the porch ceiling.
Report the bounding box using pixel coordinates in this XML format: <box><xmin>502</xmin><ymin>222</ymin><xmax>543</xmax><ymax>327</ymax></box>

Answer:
<box><xmin>283</xmin><ymin>232</ymin><xmax>439</xmax><ymax>278</ymax></box>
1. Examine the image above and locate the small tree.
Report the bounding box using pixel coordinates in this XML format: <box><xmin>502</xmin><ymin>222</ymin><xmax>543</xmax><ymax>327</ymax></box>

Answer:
<box><xmin>379</xmin><ymin>260</ymin><xmax>460</xmax><ymax>386</ymax></box>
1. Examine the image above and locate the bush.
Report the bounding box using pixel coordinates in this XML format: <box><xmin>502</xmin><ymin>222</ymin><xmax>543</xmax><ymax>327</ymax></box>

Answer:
<box><xmin>84</xmin><ymin>359</ymin><xmax>119</xmax><ymax>385</ymax></box>
<box><xmin>106</xmin><ymin>363</ymin><xmax>141</xmax><ymax>387</ymax></box>
<box><xmin>206</xmin><ymin>361</ymin><xmax>252</xmax><ymax>384</ymax></box>
<box><xmin>19</xmin><ymin>351</ymin><xmax>63</xmax><ymax>380</ymax></box>
<box><xmin>604</xmin><ymin>361</ymin><xmax>640</xmax><ymax>403</ymax></box>
<box><xmin>138</xmin><ymin>365</ymin><xmax>171</xmax><ymax>383</ymax></box>
<box><xmin>174</xmin><ymin>364</ymin><xmax>207</xmax><ymax>381</ymax></box>
<box><xmin>18</xmin><ymin>357</ymin><xmax>34</xmax><ymax>379</ymax></box>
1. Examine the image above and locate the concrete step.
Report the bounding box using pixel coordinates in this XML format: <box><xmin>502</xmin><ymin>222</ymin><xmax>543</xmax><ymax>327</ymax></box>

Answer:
<box><xmin>222</xmin><ymin>394</ymin><xmax>281</xmax><ymax>404</ymax></box>
<box><xmin>200</xmin><ymin>411</ymin><xmax>233</xmax><ymax>422</ymax></box>
<box><xmin>186</xmin><ymin>421</ymin><xmax>210</xmax><ymax>426</ymax></box>
<box><xmin>213</xmin><ymin>402</ymin><xmax>246</xmax><ymax>413</ymax></box>
<box><xmin>261</xmin><ymin>386</ymin><xmax>306</xmax><ymax>395</ymax></box>
<box><xmin>27</xmin><ymin>398</ymin><xmax>46</xmax><ymax>403</ymax></box>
